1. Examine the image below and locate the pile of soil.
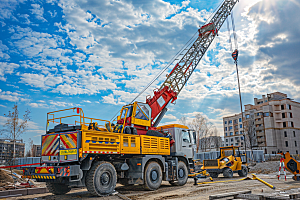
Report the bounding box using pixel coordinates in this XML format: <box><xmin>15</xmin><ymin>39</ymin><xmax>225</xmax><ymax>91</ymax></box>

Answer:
<box><xmin>249</xmin><ymin>161</ymin><xmax>281</xmax><ymax>174</ymax></box>
<box><xmin>0</xmin><ymin>169</ymin><xmax>14</xmax><ymax>186</ymax></box>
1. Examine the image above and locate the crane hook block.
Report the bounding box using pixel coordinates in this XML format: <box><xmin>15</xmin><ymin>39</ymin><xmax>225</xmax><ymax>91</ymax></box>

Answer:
<box><xmin>232</xmin><ymin>49</ymin><xmax>238</xmax><ymax>61</ymax></box>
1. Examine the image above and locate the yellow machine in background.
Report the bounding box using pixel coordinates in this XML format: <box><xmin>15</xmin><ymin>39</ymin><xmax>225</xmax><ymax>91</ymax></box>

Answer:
<box><xmin>279</xmin><ymin>151</ymin><xmax>300</xmax><ymax>181</ymax></box>
<box><xmin>201</xmin><ymin>146</ymin><xmax>247</xmax><ymax>178</ymax></box>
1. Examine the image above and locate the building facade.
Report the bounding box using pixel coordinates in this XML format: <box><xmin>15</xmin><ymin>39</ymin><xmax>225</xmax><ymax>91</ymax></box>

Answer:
<box><xmin>223</xmin><ymin>92</ymin><xmax>300</xmax><ymax>154</ymax></box>
<box><xmin>32</xmin><ymin>145</ymin><xmax>41</xmax><ymax>157</ymax></box>
<box><xmin>223</xmin><ymin>113</ymin><xmax>245</xmax><ymax>147</ymax></box>
<box><xmin>0</xmin><ymin>139</ymin><xmax>25</xmax><ymax>164</ymax></box>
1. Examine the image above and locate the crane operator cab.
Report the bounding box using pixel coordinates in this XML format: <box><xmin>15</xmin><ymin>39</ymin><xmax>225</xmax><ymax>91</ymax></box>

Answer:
<box><xmin>112</xmin><ymin>102</ymin><xmax>152</xmax><ymax>135</ymax></box>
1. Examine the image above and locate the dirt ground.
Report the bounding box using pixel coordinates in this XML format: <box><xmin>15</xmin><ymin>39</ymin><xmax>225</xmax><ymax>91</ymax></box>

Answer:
<box><xmin>11</xmin><ymin>173</ymin><xmax>300</xmax><ymax>200</ymax></box>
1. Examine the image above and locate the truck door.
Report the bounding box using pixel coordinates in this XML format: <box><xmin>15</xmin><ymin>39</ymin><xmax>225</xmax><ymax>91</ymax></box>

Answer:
<box><xmin>181</xmin><ymin>130</ymin><xmax>193</xmax><ymax>159</ymax></box>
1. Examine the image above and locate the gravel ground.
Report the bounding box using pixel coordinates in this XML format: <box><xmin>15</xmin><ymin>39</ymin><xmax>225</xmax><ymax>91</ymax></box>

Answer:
<box><xmin>8</xmin><ymin>161</ymin><xmax>299</xmax><ymax>200</ymax></box>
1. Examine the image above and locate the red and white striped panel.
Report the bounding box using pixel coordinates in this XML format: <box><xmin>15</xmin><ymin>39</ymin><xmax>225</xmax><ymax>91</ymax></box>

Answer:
<box><xmin>83</xmin><ymin>151</ymin><xmax>119</xmax><ymax>154</ymax></box>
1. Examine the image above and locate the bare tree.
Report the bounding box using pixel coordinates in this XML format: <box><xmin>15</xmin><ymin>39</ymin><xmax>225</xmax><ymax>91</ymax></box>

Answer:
<box><xmin>179</xmin><ymin>116</ymin><xmax>188</xmax><ymax>127</ymax></box>
<box><xmin>1</xmin><ymin>104</ymin><xmax>31</xmax><ymax>159</ymax></box>
<box><xmin>188</xmin><ymin>114</ymin><xmax>206</xmax><ymax>153</ymax></box>
<box><xmin>243</xmin><ymin>116</ymin><xmax>257</xmax><ymax>161</ymax></box>
<box><xmin>202</xmin><ymin>122</ymin><xmax>214</xmax><ymax>152</ymax></box>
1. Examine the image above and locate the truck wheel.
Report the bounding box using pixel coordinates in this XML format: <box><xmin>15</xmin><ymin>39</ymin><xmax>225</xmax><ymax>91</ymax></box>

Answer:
<box><xmin>46</xmin><ymin>183</ymin><xmax>71</xmax><ymax>195</ymax></box>
<box><xmin>169</xmin><ymin>161</ymin><xmax>188</xmax><ymax>186</ymax></box>
<box><xmin>144</xmin><ymin>161</ymin><xmax>162</xmax><ymax>190</ymax></box>
<box><xmin>86</xmin><ymin>161</ymin><xmax>117</xmax><ymax>196</ymax></box>
<box><xmin>238</xmin><ymin>165</ymin><xmax>248</xmax><ymax>177</ymax></box>
<box><xmin>209</xmin><ymin>172</ymin><xmax>218</xmax><ymax>178</ymax></box>
<box><xmin>223</xmin><ymin>168</ymin><xmax>233</xmax><ymax>178</ymax></box>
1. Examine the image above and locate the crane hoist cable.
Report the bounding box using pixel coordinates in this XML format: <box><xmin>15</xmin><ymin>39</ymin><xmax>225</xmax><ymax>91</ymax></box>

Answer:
<box><xmin>129</xmin><ymin>0</ymin><xmax>227</xmax><ymax>106</ymax></box>
<box><xmin>110</xmin><ymin>31</ymin><xmax>199</xmax><ymax>121</ymax></box>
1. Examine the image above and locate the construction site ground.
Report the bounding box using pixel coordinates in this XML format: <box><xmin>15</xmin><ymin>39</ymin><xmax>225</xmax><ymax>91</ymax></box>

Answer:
<box><xmin>1</xmin><ymin>161</ymin><xmax>298</xmax><ymax>200</ymax></box>
<box><xmin>8</xmin><ymin>170</ymin><xmax>300</xmax><ymax>199</ymax></box>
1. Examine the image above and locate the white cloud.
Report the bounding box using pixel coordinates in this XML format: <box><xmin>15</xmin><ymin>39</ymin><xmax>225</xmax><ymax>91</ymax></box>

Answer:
<box><xmin>30</xmin><ymin>4</ymin><xmax>47</xmax><ymax>22</ymax></box>
<box><xmin>0</xmin><ymin>62</ymin><xmax>19</xmax><ymax>81</ymax></box>
<box><xmin>0</xmin><ymin>89</ymin><xmax>21</xmax><ymax>102</ymax></box>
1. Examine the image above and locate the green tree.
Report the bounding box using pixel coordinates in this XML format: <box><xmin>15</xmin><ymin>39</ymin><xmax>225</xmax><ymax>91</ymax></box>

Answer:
<box><xmin>0</xmin><ymin>104</ymin><xmax>31</xmax><ymax>160</ymax></box>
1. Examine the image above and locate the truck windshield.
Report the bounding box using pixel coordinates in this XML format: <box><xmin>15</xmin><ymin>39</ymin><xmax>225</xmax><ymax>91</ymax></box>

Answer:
<box><xmin>182</xmin><ymin>130</ymin><xmax>191</xmax><ymax>143</ymax></box>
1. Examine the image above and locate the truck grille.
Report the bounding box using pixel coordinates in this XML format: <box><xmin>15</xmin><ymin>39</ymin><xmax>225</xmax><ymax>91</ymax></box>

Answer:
<box><xmin>203</xmin><ymin>159</ymin><xmax>218</xmax><ymax>167</ymax></box>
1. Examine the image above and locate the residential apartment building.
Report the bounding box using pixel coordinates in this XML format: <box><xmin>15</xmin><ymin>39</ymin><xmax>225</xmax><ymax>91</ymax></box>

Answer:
<box><xmin>32</xmin><ymin>145</ymin><xmax>41</xmax><ymax>157</ymax></box>
<box><xmin>223</xmin><ymin>113</ymin><xmax>245</xmax><ymax>147</ymax></box>
<box><xmin>223</xmin><ymin>92</ymin><xmax>300</xmax><ymax>154</ymax></box>
<box><xmin>0</xmin><ymin>139</ymin><xmax>25</xmax><ymax>164</ymax></box>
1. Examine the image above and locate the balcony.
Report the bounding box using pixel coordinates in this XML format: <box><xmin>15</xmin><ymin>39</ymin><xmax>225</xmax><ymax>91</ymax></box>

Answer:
<box><xmin>257</xmin><ymin>137</ymin><xmax>265</xmax><ymax>143</ymax></box>
<box><xmin>255</xmin><ymin>120</ymin><xmax>263</xmax><ymax>125</ymax></box>
<box><xmin>256</xmin><ymin>126</ymin><xmax>264</xmax><ymax>131</ymax></box>
<box><xmin>256</xmin><ymin>131</ymin><xmax>265</xmax><ymax>137</ymax></box>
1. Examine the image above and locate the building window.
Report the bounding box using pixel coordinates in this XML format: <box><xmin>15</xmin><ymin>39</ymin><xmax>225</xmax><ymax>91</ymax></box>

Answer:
<box><xmin>295</xmin><ymin>141</ymin><xmax>297</xmax><ymax>147</ymax></box>
<box><xmin>289</xmin><ymin>113</ymin><xmax>293</xmax><ymax>118</ymax></box>
<box><xmin>282</xmin><ymin>113</ymin><xmax>285</xmax><ymax>118</ymax></box>
<box><xmin>230</xmin><ymin>132</ymin><xmax>233</xmax><ymax>136</ymax></box>
<box><xmin>241</xmin><ymin>136</ymin><xmax>244</xmax><ymax>140</ymax></box>
<box><xmin>239</xmin><ymin>118</ymin><xmax>242</xmax><ymax>122</ymax></box>
<box><xmin>281</xmin><ymin>105</ymin><xmax>285</xmax><ymax>110</ymax></box>
<box><xmin>234</xmin><ymin>119</ymin><xmax>237</xmax><ymax>124</ymax></box>
<box><xmin>229</xmin><ymin>126</ymin><xmax>233</xmax><ymax>130</ymax></box>
<box><xmin>284</xmin><ymin>131</ymin><xmax>287</xmax><ymax>137</ymax></box>
<box><xmin>285</xmin><ymin>141</ymin><xmax>288</xmax><ymax>147</ymax></box>
<box><xmin>229</xmin><ymin>120</ymin><xmax>232</xmax><ymax>124</ymax></box>
<box><xmin>294</xmin><ymin>131</ymin><xmax>296</xmax><ymax>137</ymax></box>
<box><xmin>291</xmin><ymin>122</ymin><xmax>294</xmax><ymax>127</ymax></box>
<box><xmin>226</xmin><ymin>139</ymin><xmax>228</xmax><ymax>142</ymax></box>
<box><xmin>240</xmin><ymin>131</ymin><xmax>243</xmax><ymax>135</ymax></box>
<box><xmin>283</xmin><ymin>122</ymin><xmax>286</xmax><ymax>128</ymax></box>
<box><xmin>235</xmin><ymin>131</ymin><xmax>238</xmax><ymax>135</ymax></box>
<box><xmin>246</xmin><ymin>114</ymin><xmax>250</xmax><ymax>119</ymax></box>
<box><xmin>288</xmin><ymin>104</ymin><xmax>291</xmax><ymax>110</ymax></box>
<box><xmin>257</xmin><ymin>113</ymin><xmax>260</xmax><ymax>116</ymax></box>
<box><xmin>225</xmin><ymin>121</ymin><xmax>227</xmax><ymax>124</ymax></box>
<box><xmin>231</xmin><ymin>138</ymin><xmax>233</xmax><ymax>142</ymax></box>
<box><xmin>225</xmin><ymin>127</ymin><xmax>227</xmax><ymax>131</ymax></box>
<box><xmin>241</xmin><ymin>142</ymin><xmax>244</xmax><ymax>145</ymax></box>
<box><xmin>240</xmin><ymin>124</ymin><xmax>242</xmax><ymax>128</ymax></box>
<box><xmin>225</xmin><ymin>133</ymin><xmax>227</xmax><ymax>136</ymax></box>
<box><xmin>235</xmin><ymin>125</ymin><xmax>238</xmax><ymax>129</ymax></box>
<box><xmin>297</xmin><ymin>150</ymin><xmax>298</xmax><ymax>155</ymax></box>
<box><xmin>264</xmin><ymin>112</ymin><xmax>269</xmax><ymax>117</ymax></box>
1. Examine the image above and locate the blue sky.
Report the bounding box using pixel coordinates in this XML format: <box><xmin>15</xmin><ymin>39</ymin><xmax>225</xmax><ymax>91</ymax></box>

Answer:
<box><xmin>1</xmin><ymin>0</ymin><xmax>300</xmax><ymax>150</ymax></box>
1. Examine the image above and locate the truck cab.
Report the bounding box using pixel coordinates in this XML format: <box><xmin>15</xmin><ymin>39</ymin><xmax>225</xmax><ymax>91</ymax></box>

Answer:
<box><xmin>157</xmin><ymin>124</ymin><xmax>196</xmax><ymax>172</ymax></box>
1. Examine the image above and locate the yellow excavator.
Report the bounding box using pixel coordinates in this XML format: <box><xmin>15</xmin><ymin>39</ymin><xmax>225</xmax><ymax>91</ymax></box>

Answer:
<box><xmin>201</xmin><ymin>146</ymin><xmax>248</xmax><ymax>178</ymax></box>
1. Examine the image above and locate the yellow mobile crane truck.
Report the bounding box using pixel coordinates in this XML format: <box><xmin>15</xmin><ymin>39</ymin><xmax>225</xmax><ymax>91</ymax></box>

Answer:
<box><xmin>22</xmin><ymin>0</ymin><xmax>239</xmax><ymax>196</ymax></box>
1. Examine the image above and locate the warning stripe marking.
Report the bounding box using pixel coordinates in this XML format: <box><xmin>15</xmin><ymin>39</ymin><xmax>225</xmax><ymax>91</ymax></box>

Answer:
<box><xmin>83</xmin><ymin>151</ymin><xmax>119</xmax><ymax>154</ymax></box>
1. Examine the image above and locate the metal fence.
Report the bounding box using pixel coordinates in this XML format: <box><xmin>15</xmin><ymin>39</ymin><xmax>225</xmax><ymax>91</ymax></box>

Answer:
<box><xmin>13</xmin><ymin>157</ymin><xmax>41</xmax><ymax>169</ymax></box>
<box><xmin>194</xmin><ymin>150</ymin><xmax>265</xmax><ymax>163</ymax></box>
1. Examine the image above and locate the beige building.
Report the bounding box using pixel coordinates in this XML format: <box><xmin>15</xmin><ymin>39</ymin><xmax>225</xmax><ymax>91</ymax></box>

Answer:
<box><xmin>223</xmin><ymin>113</ymin><xmax>245</xmax><ymax>147</ymax></box>
<box><xmin>0</xmin><ymin>139</ymin><xmax>25</xmax><ymax>164</ymax></box>
<box><xmin>223</xmin><ymin>92</ymin><xmax>300</xmax><ymax>154</ymax></box>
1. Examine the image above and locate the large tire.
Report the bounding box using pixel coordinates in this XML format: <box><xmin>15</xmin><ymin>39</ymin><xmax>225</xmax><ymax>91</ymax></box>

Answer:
<box><xmin>86</xmin><ymin>161</ymin><xmax>117</xmax><ymax>196</ymax></box>
<box><xmin>238</xmin><ymin>165</ymin><xmax>248</xmax><ymax>177</ymax></box>
<box><xmin>223</xmin><ymin>168</ymin><xmax>233</xmax><ymax>178</ymax></box>
<box><xmin>144</xmin><ymin>161</ymin><xmax>162</xmax><ymax>190</ymax></box>
<box><xmin>46</xmin><ymin>183</ymin><xmax>71</xmax><ymax>195</ymax></box>
<box><xmin>169</xmin><ymin>161</ymin><xmax>188</xmax><ymax>186</ymax></box>
<box><xmin>146</xmin><ymin>130</ymin><xmax>164</xmax><ymax>137</ymax></box>
<box><xmin>209</xmin><ymin>172</ymin><xmax>219</xmax><ymax>178</ymax></box>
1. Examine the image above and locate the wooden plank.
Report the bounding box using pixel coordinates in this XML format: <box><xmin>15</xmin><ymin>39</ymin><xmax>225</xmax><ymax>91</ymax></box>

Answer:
<box><xmin>209</xmin><ymin>190</ymin><xmax>251</xmax><ymax>200</ymax></box>
<box><xmin>236</xmin><ymin>193</ymin><xmax>265</xmax><ymax>200</ymax></box>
